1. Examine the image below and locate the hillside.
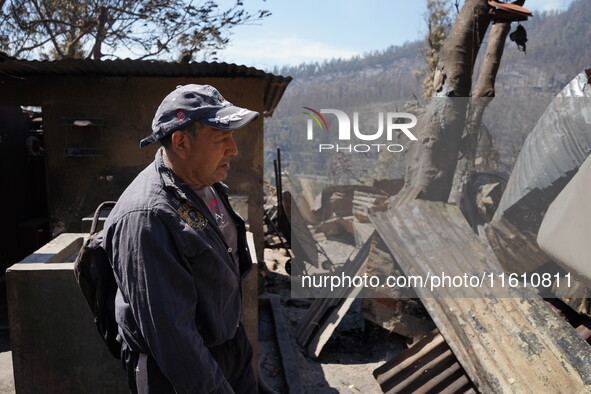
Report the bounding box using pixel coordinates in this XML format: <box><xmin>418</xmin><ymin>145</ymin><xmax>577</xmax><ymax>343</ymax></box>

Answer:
<box><xmin>265</xmin><ymin>0</ymin><xmax>591</xmax><ymax>184</ymax></box>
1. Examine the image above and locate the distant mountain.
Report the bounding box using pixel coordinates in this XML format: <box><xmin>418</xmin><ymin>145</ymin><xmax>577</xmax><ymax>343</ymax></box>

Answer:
<box><xmin>265</xmin><ymin>0</ymin><xmax>591</xmax><ymax>184</ymax></box>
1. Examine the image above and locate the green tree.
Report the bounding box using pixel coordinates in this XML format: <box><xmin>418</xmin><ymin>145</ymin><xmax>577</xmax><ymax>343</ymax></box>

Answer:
<box><xmin>0</xmin><ymin>0</ymin><xmax>270</xmax><ymax>60</ymax></box>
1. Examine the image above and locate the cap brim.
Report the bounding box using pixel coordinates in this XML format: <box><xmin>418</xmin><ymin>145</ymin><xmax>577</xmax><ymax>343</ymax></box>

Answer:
<box><xmin>140</xmin><ymin>134</ymin><xmax>158</xmax><ymax>148</ymax></box>
<box><xmin>198</xmin><ymin>105</ymin><xmax>259</xmax><ymax>130</ymax></box>
<box><xmin>140</xmin><ymin>105</ymin><xmax>258</xmax><ymax>148</ymax></box>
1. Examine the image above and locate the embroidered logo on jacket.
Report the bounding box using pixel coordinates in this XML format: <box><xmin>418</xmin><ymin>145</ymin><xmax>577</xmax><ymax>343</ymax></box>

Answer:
<box><xmin>177</xmin><ymin>203</ymin><xmax>207</xmax><ymax>230</ymax></box>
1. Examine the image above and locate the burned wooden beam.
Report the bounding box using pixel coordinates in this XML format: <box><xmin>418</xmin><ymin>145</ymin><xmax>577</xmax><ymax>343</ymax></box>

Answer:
<box><xmin>268</xmin><ymin>296</ymin><xmax>305</xmax><ymax>394</ymax></box>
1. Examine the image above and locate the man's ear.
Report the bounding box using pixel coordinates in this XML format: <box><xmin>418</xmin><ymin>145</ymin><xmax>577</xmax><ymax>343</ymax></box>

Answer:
<box><xmin>171</xmin><ymin>130</ymin><xmax>190</xmax><ymax>159</ymax></box>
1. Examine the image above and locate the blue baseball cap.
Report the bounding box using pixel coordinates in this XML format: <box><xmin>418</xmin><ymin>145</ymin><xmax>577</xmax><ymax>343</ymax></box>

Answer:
<box><xmin>140</xmin><ymin>84</ymin><xmax>259</xmax><ymax>147</ymax></box>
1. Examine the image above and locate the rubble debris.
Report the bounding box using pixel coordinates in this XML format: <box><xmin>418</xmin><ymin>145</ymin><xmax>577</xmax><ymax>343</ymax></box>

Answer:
<box><xmin>475</xmin><ymin>182</ymin><xmax>502</xmax><ymax>222</ymax></box>
<box><xmin>576</xmin><ymin>319</ymin><xmax>591</xmax><ymax>345</ymax></box>
<box><xmin>370</xmin><ymin>199</ymin><xmax>591</xmax><ymax>393</ymax></box>
<box><xmin>545</xmin><ymin>298</ymin><xmax>591</xmax><ymax>345</ymax></box>
<box><xmin>295</xmin><ymin>177</ymin><xmax>320</xmax><ymax>225</ymax></box>
<box><xmin>316</xmin><ymin>185</ymin><xmax>385</xmax><ymax>221</ymax></box>
<box><xmin>311</xmin><ymin>231</ymin><xmax>326</xmax><ymax>243</ymax></box>
<box><xmin>361</xmin><ymin>236</ymin><xmax>434</xmax><ymax>339</ymax></box>
<box><xmin>372</xmin><ymin>179</ymin><xmax>405</xmax><ymax>196</ymax></box>
<box><xmin>266</xmin><ymin>296</ymin><xmax>305</xmax><ymax>394</ymax></box>
<box><xmin>361</xmin><ymin>298</ymin><xmax>434</xmax><ymax>341</ymax></box>
<box><xmin>315</xmin><ymin>216</ymin><xmax>354</xmax><ymax>239</ymax></box>
<box><xmin>373</xmin><ymin>331</ymin><xmax>476</xmax><ymax>394</ymax></box>
<box><xmin>280</xmin><ymin>191</ymin><xmax>320</xmax><ymax>269</ymax></box>
<box><xmin>485</xmin><ymin>216</ymin><xmax>550</xmax><ymax>274</ymax></box>
<box><xmin>352</xmin><ymin>221</ymin><xmax>375</xmax><ymax>248</ymax></box>
<box><xmin>463</xmin><ymin>172</ymin><xmax>506</xmax><ymax>228</ymax></box>
<box><xmin>295</xmin><ymin>234</ymin><xmax>374</xmax><ymax>358</ymax></box>
<box><xmin>352</xmin><ymin>191</ymin><xmax>388</xmax><ymax>223</ymax></box>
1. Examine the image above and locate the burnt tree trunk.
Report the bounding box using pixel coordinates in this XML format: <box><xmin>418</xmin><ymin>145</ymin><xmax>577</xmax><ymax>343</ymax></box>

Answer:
<box><xmin>449</xmin><ymin>0</ymin><xmax>527</xmax><ymax>226</ymax></box>
<box><xmin>448</xmin><ymin>20</ymin><xmax>513</xmax><ymax>220</ymax></box>
<box><xmin>405</xmin><ymin>0</ymin><xmax>491</xmax><ymax>201</ymax></box>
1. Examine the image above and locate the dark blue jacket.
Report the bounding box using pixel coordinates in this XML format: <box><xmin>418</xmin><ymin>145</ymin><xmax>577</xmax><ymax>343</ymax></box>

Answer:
<box><xmin>102</xmin><ymin>148</ymin><xmax>252</xmax><ymax>393</ymax></box>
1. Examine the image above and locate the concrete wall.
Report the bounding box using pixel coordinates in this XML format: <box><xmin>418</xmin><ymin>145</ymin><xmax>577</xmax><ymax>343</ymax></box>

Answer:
<box><xmin>6</xmin><ymin>234</ymin><xmax>127</xmax><ymax>393</ymax></box>
<box><xmin>7</xmin><ymin>229</ymin><xmax>260</xmax><ymax>393</ymax></box>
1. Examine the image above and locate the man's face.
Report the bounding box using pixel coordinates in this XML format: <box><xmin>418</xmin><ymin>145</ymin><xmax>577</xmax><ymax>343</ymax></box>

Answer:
<box><xmin>184</xmin><ymin>125</ymin><xmax>239</xmax><ymax>186</ymax></box>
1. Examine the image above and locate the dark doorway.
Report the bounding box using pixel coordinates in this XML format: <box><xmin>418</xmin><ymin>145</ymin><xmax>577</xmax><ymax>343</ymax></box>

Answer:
<box><xmin>0</xmin><ymin>106</ymin><xmax>50</xmax><ymax>306</ymax></box>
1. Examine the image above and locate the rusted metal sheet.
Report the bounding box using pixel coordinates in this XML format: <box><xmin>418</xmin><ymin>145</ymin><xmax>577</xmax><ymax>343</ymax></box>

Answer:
<box><xmin>282</xmin><ymin>191</ymin><xmax>320</xmax><ymax>269</ymax></box>
<box><xmin>0</xmin><ymin>57</ymin><xmax>291</xmax><ymax>117</ymax></box>
<box><xmin>369</xmin><ymin>200</ymin><xmax>591</xmax><ymax>393</ymax></box>
<box><xmin>545</xmin><ymin>298</ymin><xmax>591</xmax><ymax>345</ymax></box>
<box><xmin>373</xmin><ymin>331</ymin><xmax>477</xmax><ymax>394</ymax></box>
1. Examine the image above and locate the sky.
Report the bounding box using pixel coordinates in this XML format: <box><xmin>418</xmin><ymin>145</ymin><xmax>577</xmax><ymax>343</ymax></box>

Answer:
<box><xmin>216</xmin><ymin>0</ymin><xmax>576</xmax><ymax>71</ymax></box>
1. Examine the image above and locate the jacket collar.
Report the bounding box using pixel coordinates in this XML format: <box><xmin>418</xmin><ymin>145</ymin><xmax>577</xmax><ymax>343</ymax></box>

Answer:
<box><xmin>154</xmin><ymin>147</ymin><xmax>229</xmax><ymax>201</ymax></box>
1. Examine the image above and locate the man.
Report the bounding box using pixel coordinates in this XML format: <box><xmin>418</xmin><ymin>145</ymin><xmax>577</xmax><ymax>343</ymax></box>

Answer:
<box><xmin>102</xmin><ymin>84</ymin><xmax>259</xmax><ymax>393</ymax></box>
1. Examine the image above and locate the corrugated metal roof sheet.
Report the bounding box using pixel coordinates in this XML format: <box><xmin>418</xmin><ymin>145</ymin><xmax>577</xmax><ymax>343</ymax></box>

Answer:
<box><xmin>373</xmin><ymin>331</ymin><xmax>477</xmax><ymax>394</ymax></box>
<box><xmin>0</xmin><ymin>54</ymin><xmax>291</xmax><ymax>116</ymax></box>
<box><xmin>369</xmin><ymin>199</ymin><xmax>591</xmax><ymax>393</ymax></box>
<box><xmin>493</xmin><ymin>71</ymin><xmax>591</xmax><ymax>228</ymax></box>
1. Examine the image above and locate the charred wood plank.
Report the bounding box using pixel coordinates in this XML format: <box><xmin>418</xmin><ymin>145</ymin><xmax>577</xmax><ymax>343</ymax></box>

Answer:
<box><xmin>268</xmin><ymin>296</ymin><xmax>305</xmax><ymax>394</ymax></box>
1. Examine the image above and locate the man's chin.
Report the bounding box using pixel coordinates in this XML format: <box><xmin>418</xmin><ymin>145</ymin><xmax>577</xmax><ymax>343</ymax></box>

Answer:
<box><xmin>214</xmin><ymin>170</ymin><xmax>229</xmax><ymax>183</ymax></box>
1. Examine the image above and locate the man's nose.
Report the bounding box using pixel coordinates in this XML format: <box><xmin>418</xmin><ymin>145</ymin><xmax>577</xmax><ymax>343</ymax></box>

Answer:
<box><xmin>226</xmin><ymin>134</ymin><xmax>238</xmax><ymax>157</ymax></box>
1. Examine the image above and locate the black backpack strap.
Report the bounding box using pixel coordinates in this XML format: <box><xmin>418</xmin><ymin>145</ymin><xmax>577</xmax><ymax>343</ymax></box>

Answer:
<box><xmin>90</xmin><ymin>201</ymin><xmax>117</xmax><ymax>234</ymax></box>
<box><xmin>75</xmin><ymin>200</ymin><xmax>121</xmax><ymax>360</ymax></box>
